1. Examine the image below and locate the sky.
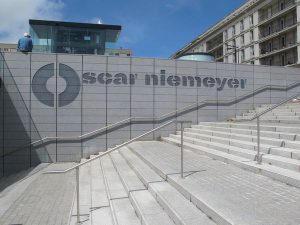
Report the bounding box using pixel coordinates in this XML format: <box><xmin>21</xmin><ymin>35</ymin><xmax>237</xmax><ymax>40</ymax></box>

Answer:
<box><xmin>0</xmin><ymin>0</ymin><xmax>246</xmax><ymax>58</ymax></box>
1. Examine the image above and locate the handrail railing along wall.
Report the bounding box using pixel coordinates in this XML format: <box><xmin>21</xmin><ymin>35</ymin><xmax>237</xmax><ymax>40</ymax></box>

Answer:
<box><xmin>235</xmin><ymin>92</ymin><xmax>300</xmax><ymax>163</ymax></box>
<box><xmin>45</xmin><ymin>92</ymin><xmax>299</xmax><ymax>224</ymax></box>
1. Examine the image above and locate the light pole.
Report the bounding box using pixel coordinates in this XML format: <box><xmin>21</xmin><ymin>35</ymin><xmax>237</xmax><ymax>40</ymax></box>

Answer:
<box><xmin>226</xmin><ymin>44</ymin><xmax>239</xmax><ymax>64</ymax></box>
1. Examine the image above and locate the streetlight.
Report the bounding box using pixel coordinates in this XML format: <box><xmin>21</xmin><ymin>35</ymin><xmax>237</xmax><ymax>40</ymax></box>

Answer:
<box><xmin>226</xmin><ymin>44</ymin><xmax>239</xmax><ymax>64</ymax></box>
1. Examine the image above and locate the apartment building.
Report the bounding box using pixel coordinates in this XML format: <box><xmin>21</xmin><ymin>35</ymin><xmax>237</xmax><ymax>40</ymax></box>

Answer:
<box><xmin>172</xmin><ymin>0</ymin><xmax>300</xmax><ymax>67</ymax></box>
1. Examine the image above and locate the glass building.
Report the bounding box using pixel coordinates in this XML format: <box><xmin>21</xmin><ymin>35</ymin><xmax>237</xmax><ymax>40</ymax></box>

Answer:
<box><xmin>29</xmin><ymin>19</ymin><xmax>121</xmax><ymax>55</ymax></box>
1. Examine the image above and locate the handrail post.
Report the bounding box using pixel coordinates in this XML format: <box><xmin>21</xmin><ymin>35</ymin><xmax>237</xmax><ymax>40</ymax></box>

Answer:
<box><xmin>256</xmin><ymin>116</ymin><xmax>261</xmax><ymax>164</ymax></box>
<box><xmin>76</xmin><ymin>167</ymin><xmax>80</xmax><ymax>224</ymax></box>
<box><xmin>180</xmin><ymin>121</ymin><xmax>184</xmax><ymax>178</ymax></box>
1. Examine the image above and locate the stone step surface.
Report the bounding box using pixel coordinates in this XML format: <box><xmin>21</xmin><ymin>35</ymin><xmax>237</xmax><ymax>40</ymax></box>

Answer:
<box><xmin>162</xmin><ymin>136</ymin><xmax>300</xmax><ymax>188</ymax></box>
<box><xmin>0</xmin><ymin>163</ymin><xmax>76</xmax><ymax>225</ymax></box>
<box><xmin>119</xmin><ymin>147</ymin><xmax>216</xmax><ymax>225</ymax></box>
<box><xmin>128</xmin><ymin>141</ymin><xmax>300</xmax><ymax>225</ymax></box>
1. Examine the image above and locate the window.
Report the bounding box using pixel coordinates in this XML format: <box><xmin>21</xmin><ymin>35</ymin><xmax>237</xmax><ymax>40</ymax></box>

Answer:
<box><xmin>224</xmin><ymin>30</ymin><xmax>228</xmax><ymax>40</ymax></box>
<box><xmin>268</xmin><ymin>42</ymin><xmax>273</xmax><ymax>52</ymax></box>
<box><xmin>250</xmin><ymin>61</ymin><xmax>254</xmax><ymax>65</ymax></box>
<box><xmin>240</xmin><ymin>20</ymin><xmax>244</xmax><ymax>31</ymax></box>
<box><xmin>281</xmin><ymin>36</ymin><xmax>286</xmax><ymax>47</ymax></box>
<box><xmin>267</xmin><ymin>7</ymin><xmax>272</xmax><ymax>17</ymax></box>
<box><xmin>250</xmin><ymin>30</ymin><xmax>254</xmax><ymax>41</ymax></box>
<box><xmin>249</xmin><ymin>14</ymin><xmax>254</xmax><ymax>26</ymax></box>
<box><xmin>281</xmin><ymin>54</ymin><xmax>286</xmax><ymax>66</ymax></box>
<box><xmin>232</xmin><ymin>39</ymin><xmax>236</xmax><ymax>47</ymax></box>
<box><xmin>232</xmin><ymin>26</ymin><xmax>235</xmax><ymax>36</ymax></box>
<box><xmin>280</xmin><ymin>1</ymin><xmax>284</xmax><ymax>10</ymax></box>
<box><xmin>250</xmin><ymin>45</ymin><xmax>254</xmax><ymax>57</ymax></box>
<box><xmin>233</xmin><ymin>54</ymin><xmax>236</xmax><ymax>63</ymax></box>
<box><xmin>240</xmin><ymin>35</ymin><xmax>245</xmax><ymax>46</ymax></box>
<box><xmin>280</xmin><ymin>18</ymin><xmax>285</xmax><ymax>30</ymax></box>
<box><xmin>268</xmin><ymin>25</ymin><xmax>272</xmax><ymax>35</ymax></box>
<box><xmin>241</xmin><ymin>50</ymin><xmax>245</xmax><ymax>61</ymax></box>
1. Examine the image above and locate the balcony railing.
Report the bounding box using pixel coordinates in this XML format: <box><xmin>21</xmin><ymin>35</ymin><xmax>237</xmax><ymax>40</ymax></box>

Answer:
<box><xmin>259</xmin><ymin>0</ymin><xmax>296</xmax><ymax>22</ymax></box>
<box><xmin>262</xmin><ymin>55</ymin><xmax>298</xmax><ymax>66</ymax></box>
<box><xmin>260</xmin><ymin>39</ymin><xmax>296</xmax><ymax>55</ymax></box>
<box><xmin>259</xmin><ymin>18</ymin><xmax>297</xmax><ymax>39</ymax></box>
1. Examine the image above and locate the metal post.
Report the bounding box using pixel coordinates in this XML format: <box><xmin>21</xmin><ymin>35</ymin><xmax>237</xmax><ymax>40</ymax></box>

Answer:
<box><xmin>256</xmin><ymin>116</ymin><xmax>261</xmax><ymax>164</ymax></box>
<box><xmin>180</xmin><ymin>122</ymin><xmax>184</xmax><ymax>178</ymax></box>
<box><xmin>76</xmin><ymin>167</ymin><xmax>80</xmax><ymax>224</ymax></box>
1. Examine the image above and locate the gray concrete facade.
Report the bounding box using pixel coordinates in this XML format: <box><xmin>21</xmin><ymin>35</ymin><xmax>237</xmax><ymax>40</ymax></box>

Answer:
<box><xmin>1</xmin><ymin>52</ymin><xmax>300</xmax><ymax>176</ymax></box>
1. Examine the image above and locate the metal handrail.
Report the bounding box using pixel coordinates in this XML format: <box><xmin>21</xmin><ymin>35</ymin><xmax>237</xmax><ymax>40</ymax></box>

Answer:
<box><xmin>25</xmin><ymin>81</ymin><xmax>300</xmax><ymax>149</ymax></box>
<box><xmin>234</xmin><ymin>92</ymin><xmax>300</xmax><ymax>164</ymax></box>
<box><xmin>45</xmin><ymin>120</ymin><xmax>175</xmax><ymax>174</ymax></box>
<box><xmin>45</xmin><ymin>119</ymin><xmax>192</xmax><ymax>224</ymax></box>
<box><xmin>235</xmin><ymin>92</ymin><xmax>300</xmax><ymax>121</ymax></box>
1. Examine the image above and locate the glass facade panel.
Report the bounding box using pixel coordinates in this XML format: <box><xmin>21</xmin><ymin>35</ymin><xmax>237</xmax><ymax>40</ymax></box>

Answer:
<box><xmin>29</xmin><ymin>20</ymin><xmax>121</xmax><ymax>55</ymax></box>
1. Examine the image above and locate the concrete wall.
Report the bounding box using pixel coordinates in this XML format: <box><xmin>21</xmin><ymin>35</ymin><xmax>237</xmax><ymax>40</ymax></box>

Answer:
<box><xmin>1</xmin><ymin>52</ymin><xmax>300</xmax><ymax>175</ymax></box>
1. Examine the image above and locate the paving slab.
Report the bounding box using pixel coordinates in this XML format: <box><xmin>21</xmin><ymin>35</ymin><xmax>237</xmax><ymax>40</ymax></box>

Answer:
<box><xmin>0</xmin><ymin>163</ymin><xmax>76</xmax><ymax>225</ymax></box>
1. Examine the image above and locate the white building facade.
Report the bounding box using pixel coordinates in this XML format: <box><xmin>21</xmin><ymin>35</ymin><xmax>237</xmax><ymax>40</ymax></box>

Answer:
<box><xmin>172</xmin><ymin>0</ymin><xmax>300</xmax><ymax>67</ymax></box>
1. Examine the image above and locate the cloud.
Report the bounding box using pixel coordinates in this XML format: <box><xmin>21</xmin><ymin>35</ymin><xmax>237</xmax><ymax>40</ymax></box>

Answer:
<box><xmin>89</xmin><ymin>17</ymin><xmax>103</xmax><ymax>24</ymax></box>
<box><xmin>163</xmin><ymin>0</ymin><xmax>200</xmax><ymax>13</ymax></box>
<box><xmin>0</xmin><ymin>0</ymin><xmax>64</xmax><ymax>43</ymax></box>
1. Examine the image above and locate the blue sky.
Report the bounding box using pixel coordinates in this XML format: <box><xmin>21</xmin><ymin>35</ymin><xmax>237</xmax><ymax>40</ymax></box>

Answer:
<box><xmin>1</xmin><ymin>0</ymin><xmax>246</xmax><ymax>58</ymax></box>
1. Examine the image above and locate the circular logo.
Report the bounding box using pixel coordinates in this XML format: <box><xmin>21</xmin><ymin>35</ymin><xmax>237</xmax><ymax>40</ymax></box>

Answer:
<box><xmin>32</xmin><ymin>63</ymin><xmax>81</xmax><ymax>107</ymax></box>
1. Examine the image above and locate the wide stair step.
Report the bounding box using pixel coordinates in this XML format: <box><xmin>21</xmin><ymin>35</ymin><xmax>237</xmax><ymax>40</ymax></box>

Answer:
<box><xmin>128</xmin><ymin>141</ymin><xmax>300</xmax><ymax>225</ymax></box>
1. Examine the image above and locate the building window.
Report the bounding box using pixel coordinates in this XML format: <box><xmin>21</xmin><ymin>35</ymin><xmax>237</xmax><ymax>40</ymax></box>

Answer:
<box><xmin>249</xmin><ymin>14</ymin><xmax>254</xmax><ymax>26</ymax></box>
<box><xmin>241</xmin><ymin>49</ymin><xmax>245</xmax><ymax>62</ymax></box>
<box><xmin>240</xmin><ymin>35</ymin><xmax>245</xmax><ymax>46</ymax></box>
<box><xmin>240</xmin><ymin>20</ymin><xmax>244</xmax><ymax>31</ymax></box>
<box><xmin>250</xmin><ymin>30</ymin><xmax>254</xmax><ymax>41</ymax></box>
<box><xmin>281</xmin><ymin>54</ymin><xmax>286</xmax><ymax>66</ymax></box>
<box><xmin>233</xmin><ymin>54</ymin><xmax>236</xmax><ymax>63</ymax></box>
<box><xmin>267</xmin><ymin>7</ymin><xmax>272</xmax><ymax>17</ymax></box>
<box><xmin>281</xmin><ymin>36</ymin><xmax>286</xmax><ymax>48</ymax></box>
<box><xmin>250</xmin><ymin>45</ymin><xmax>254</xmax><ymax>57</ymax></box>
<box><xmin>280</xmin><ymin>1</ymin><xmax>284</xmax><ymax>10</ymax></box>
<box><xmin>232</xmin><ymin>26</ymin><xmax>235</xmax><ymax>36</ymax></box>
<box><xmin>269</xmin><ymin>58</ymin><xmax>272</xmax><ymax>65</ymax></box>
<box><xmin>268</xmin><ymin>25</ymin><xmax>272</xmax><ymax>35</ymax></box>
<box><xmin>280</xmin><ymin>18</ymin><xmax>285</xmax><ymax>30</ymax></box>
<box><xmin>250</xmin><ymin>61</ymin><xmax>254</xmax><ymax>65</ymax></box>
<box><xmin>268</xmin><ymin>42</ymin><xmax>272</xmax><ymax>52</ymax></box>
<box><xmin>224</xmin><ymin>30</ymin><xmax>228</xmax><ymax>40</ymax></box>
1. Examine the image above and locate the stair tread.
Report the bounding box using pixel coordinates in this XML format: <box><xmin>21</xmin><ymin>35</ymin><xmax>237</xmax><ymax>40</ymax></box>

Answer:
<box><xmin>163</xmin><ymin>136</ymin><xmax>300</xmax><ymax>182</ymax></box>
<box><xmin>110</xmin><ymin>151</ymin><xmax>146</xmax><ymax>192</ymax></box>
<box><xmin>119</xmin><ymin>147</ymin><xmax>164</xmax><ymax>184</ymax></box>
<box><xmin>171</xmin><ymin>133</ymin><xmax>275</xmax><ymax>149</ymax></box>
<box><xmin>101</xmin><ymin>155</ymin><xmax>128</xmax><ymax>199</ymax></box>
<box><xmin>149</xmin><ymin>182</ymin><xmax>216</xmax><ymax>225</ymax></box>
<box><xmin>111</xmin><ymin>198</ymin><xmax>140</xmax><ymax>225</ymax></box>
<box><xmin>130</xmin><ymin>190</ymin><xmax>175</xmax><ymax>225</ymax></box>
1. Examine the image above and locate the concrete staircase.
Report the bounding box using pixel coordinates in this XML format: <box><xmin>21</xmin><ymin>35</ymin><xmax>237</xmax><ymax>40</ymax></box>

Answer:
<box><xmin>163</xmin><ymin>101</ymin><xmax>300</xmax><ymax>187</ymax></box>
<box><xmin>2</xmin><ymin>101</ymin><xmax>300</xmax><ymax>225</ymax></box>
<box><xmin>67</xmin><ymin>139</ymin><xmax>300</xmax><ymax>225</ymax></box>
<box><xmin>69</xmin><ymin>150</ymin><xmax>216</xmax><ymax>225</ymax></box>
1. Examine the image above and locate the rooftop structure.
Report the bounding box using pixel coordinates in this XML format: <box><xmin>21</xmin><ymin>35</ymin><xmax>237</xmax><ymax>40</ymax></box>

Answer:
<box><xmin>29</xmin><ymin>19</ymin><xmax>123</xmax><ymax>55</ymax></box>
